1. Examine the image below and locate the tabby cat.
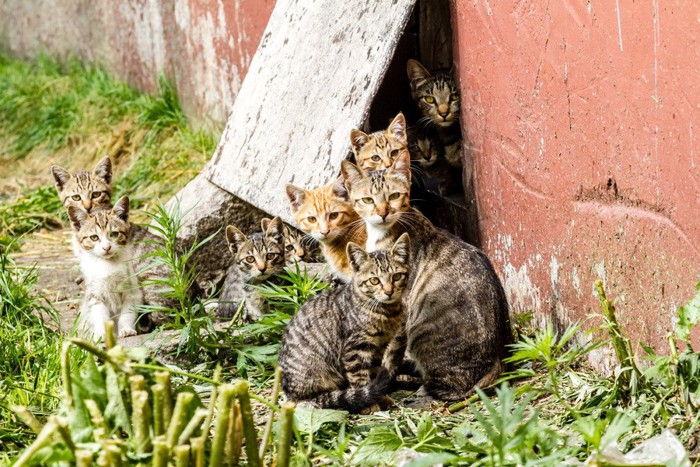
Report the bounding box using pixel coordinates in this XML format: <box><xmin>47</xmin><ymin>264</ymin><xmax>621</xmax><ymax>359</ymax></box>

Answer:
<box><xmin>68</xmin><ymin>196</ymin><xmax>178</xmax><ymax>341</ymax></box>
<box><xmin>408</xmin><ymin>126</ymin><xmax>458</xmax><ymax>195</ymax></box>
<box><xmin>350</xmin><ymin>113</ymin><xmax>409</xmax><ymax>172</ymax></box>
<box><xmin>341</xmin><ymin>153</ymin><xmax>512</xmax><ymax>401</ymax></box>
<box><xmin>52</xmin><ymin>156</ymin><xmax>113</xmax><ymax>213</ymax></box>
<box><xmin>218</xmin><ymin>217</ymin><xmax>286</xmax><ymax>321</ymax></box>
<box><xmin>261</xmin><ymin>218</ymin><xmax>320</xmax><ymax>264</ymax></box>
<box><xmin>407</xmin><ymin>59</ymin><xmax>462</xmax><ymax>170</ymax></box>
<box><xmin>286</xmin><ymin>178</ymin><xmax>366</xmax><ymax>281</ymax></box>
<box><xmin>278</xmin><ymin>233</ymin><xmax>411</xmax><ymax>411</ymax></box>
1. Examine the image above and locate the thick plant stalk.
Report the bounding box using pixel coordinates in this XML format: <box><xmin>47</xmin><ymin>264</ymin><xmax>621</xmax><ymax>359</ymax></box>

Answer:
<box><xmin>153</xmin><ymin>435</ymin><xmax>169</xmax><ymax>467</ymax></box>
<box><xmin>70</xmin><ymin>338</ymin><xmax>134</xmax><ymax>375</ymax></box>
<box><xmin>105</xmin><ymin>320</ymin><xmax>117</xmax><ymax>350</ymax></box>
<box><xmin>235</xmin><ymin>380</ymin><xmax>262</xmax><ymax>467</ymax></box>
<box><xmin>201</xmin><ymin>365</ymin><xmax>223</xmax><ymax>439</ymax></box>
<box><xmin>75</xmin><ymin>450</ymin><xmax>93</xmax><ymax>466</ymax></box>
<box><xmin>104</xmin><ymin>441</ymin><xmax>124</xmax><ymax>467</ymax></box>
<box><xmin>11</xmin><ymin>405</ymin><xmax>43</xmax><ymax>434</ymax></box>
<box><xmin>132</xmin><ymin>389</ymin><xmax>153</xmax><ymax>453</ymax></box>
<box><xmin>276</xmin><ymin>402</ymin><xmax>296</xmax><ymax>467</ymax></box>
<box><xmin>85</xmin><ymin>399</ymin><xmax>107</xmax><ymax>441</ymax></box>
<box><xmin>61</xmin><ymin>342</ymin><xmax>74</xmax><ymax>415</ymax></box>
<box><xmin>178</xmin><ymin>408</ymin><xmax>208</xmax><ymax>445</ymax></box>
<box><xmin>167</xmin><ymin>392</ymin><xmax>195</xmax><ymax>449</ymax></box>
<box><xmin>259</xmin><ymin>367</ymin><xmax>282</xmax><ymax>459</ymax></box>
<box><xmin>13</xmin><ymin>420</ymin><xmax>58</xmax><ymax>467</ymax></box>
<box><xmin>447</xmin><ymin>393</ymin><xmax>480</xmax><ymax>413</ymax></box>
<box><xmin>156</xmin><ymin>371</ymin><xmax>174</xmax><ymax>432</ymax></box>
<box><xmin>174</xmin><ymin>445</ymin><xmax>191</xmax><ymax>467</ymax></box>
<box><xmin>55</xmin><ymin>416</ymin><xmax>77</xmax><ymax>453</ymax></box>
<box><xmin>209</xmin><ymin>385</ymin><xmax>237</xmax><ymax>467</ymax></box>
<box><xmin>152</xmin><ymin>383</ymin><xmax>166</xmax><ymax>436</ymax></box>
<box><xmin>129</xmin><ymin>374</ymin><xmax>146</xmax><ymax>394</ymax></box>
<box><xmin>191</xmin><ymin>436</ymin><xmax>205</xmax><ymax>467</ymax></box>
<box><xmin>226</xmin><ymin>401</ymin><xmax>243</xmax><ymax>466</ymax></box>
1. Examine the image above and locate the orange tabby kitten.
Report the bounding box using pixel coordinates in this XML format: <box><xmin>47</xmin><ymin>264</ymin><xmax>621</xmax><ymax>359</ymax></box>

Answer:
<box><xmin>286</xmin><ymin>178</ymin><xmax>366</xmax><ymax>281</ymax></box>
<box><xmin>350</xmin><ymin>113</ymin><xmax>409</xmax><ymax>172</ymax></box>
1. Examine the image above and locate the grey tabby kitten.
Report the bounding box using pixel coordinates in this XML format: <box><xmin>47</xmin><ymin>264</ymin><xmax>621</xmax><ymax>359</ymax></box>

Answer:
<box><xmin>407</xmin><ymin>125</ymin><xmax>459</xmax><ymax>195</ymax></box>
<box><xmin>67</xmin><ymin>196</ymin><xmax>178</xmax><ymax>341</ymax></box>
<box><xmin>218</xmin><ymin>217</ymin><xmax>286</xmax><ymax>321</ymax></box>
<box><xmin>52</xmin><ymin>156</ymin><xmax>112</xmax><ymax>213</ymax></box>
<box><xmin>261</xmin><ymin>218</ymin><xmax>321</xmax><ymax>264</ymax></box>
<box><xmin>278</xmin><ymin>233</ymin><xmax>411</xmax><ymax>411</ymax></box>
<box><xmin>342</xmin><ymin>153</ymin><xmax>512</xmax><ymax>401</ymax></box>
<box><xmin>407</xmin><ymin>59</ymin><xmax>463</xmax><ymax>170</ymax></box>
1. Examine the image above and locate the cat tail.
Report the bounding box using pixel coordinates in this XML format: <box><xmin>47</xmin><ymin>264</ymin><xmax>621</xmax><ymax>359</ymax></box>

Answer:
<box><xmin>307</xmin><ymin>368</ymin><xmax>392</xmax><ymax>412</ymax></box>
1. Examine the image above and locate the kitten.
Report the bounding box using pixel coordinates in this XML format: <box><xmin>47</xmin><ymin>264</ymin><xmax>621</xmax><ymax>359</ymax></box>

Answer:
<box><xmin>261</xmin><ymin>218</ymin><xmax>320</xmax><ymax>264</ymax></box>
<box><xmin>350</xmin><ymin>113</ymin><xmax>409</xmax><ymax>172</ymax></box>
<box><xmin>342</xmin><ymin>153</ymin><xmax>512</xmax><ymax>401</ymax></box>
<box><xmin>278</xmin><ymin>233</ymin><xmax>411</xmax><ymax>411</ymax></box>
<box><xmin>52</xmin><ymin>156</ymin><xmax>113</xmax><ymax>213</ymax></box>
<box><xmin>408</xmin><ymin>126</ymin><xmax>460</xmax><ymax>196</ymax></box>
<box><xmin>286</xmin><ymin>178</ymin><xmax>366</xmax><ymax>281</ymax></box>
<box><xmin>218</xmin><ymin>217</ymin><xmax>286</xmax><ymax>321</ymax></box>
<box><xmin>407</xmin><ymin>59</ymin><xmax>462</xmax><ymax>169</ymax></box>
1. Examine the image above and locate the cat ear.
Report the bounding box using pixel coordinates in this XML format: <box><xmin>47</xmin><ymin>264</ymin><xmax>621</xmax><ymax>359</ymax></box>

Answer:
<box><xmin>350</xmin><ymin>129</ymin><xmax>369</xmax><ymax>153</ymax></box>
<box><xmin>386</xmin><ymin>113</ymin><xmax>407</xmax><ymax>145</ymax></box>
<box><xmin>407</xmin><ymin>59</ymin><xmax>431</xmax><ymax>91</ymax></box>
<box><xmin>67</xmin><ymin>206</ymin><xmax>88</xmax><ymax>230</ymax></box>
<box><xmin>93</xmin><ymin>156</ymin><xmax>112</xmax><ymax>185</ymax></box>
<box><xmin>111</xmin><ymin>196</ymin><xmax>130</xmax><ymax>222</ymax></box>
<box><xmin>346</xmin><ymin>242</ymin><xmax>370</xmax><ymax>272</ymax></box>
<box><xmin>51</xmin><ymin>165</ymin><xmax>71</xmax><ymax>192</ymax></box>
<box><xmin>265</xmin><ymin>217</ymin><xmax>285</xmax><ymax>244</ymax></box>
<box><xmin>226</xmin><ymin>225</ymin><xmax>247</xmax><ymax>255</ymax></box>
<box><xmin>387</xmin><ymin>152</ymin><xmax>411</xmax><ymax>185</ymax></box>
<box><xmin>260</xmin><ymin>218</ymin><xmax>271</xmax><ymax>231</ymax></box>
<box><xmin>331</xmin><ymin>176</ymin><xmax>349</xmax><ymax>200</ymax></box>
<box><xmin>391</xmin><ymin>232</ymin><xmax>411</xmax><ymax>265</ymax></box>
<box><xmin>286</xmin><ymin>184</ymin><xmax>306</xmax><ymax>212</ymax></box>
<box><xmin>341</xmin><ymin>160</ymin><xmax>365</xmax><ymax>191</ymax></box>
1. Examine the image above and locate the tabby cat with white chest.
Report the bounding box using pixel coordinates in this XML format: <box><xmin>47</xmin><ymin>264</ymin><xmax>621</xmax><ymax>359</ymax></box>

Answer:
<box><xmin>350</xmin><ymin>113</ymin><xmax>409</xmax><ymax>172</ymax></box>
<box><xmin>218</xmin><ymin>217</ymin><xmax>286</xmax><ymax>321</ymax></box>
<box><xmin>341</xmin><ymin>153</ymin><xmax>512</xmax><ymax>401</ymax></box>
<box><xmin>278</xmin><ymin>233</ymin><xmax>411</xmax><ymax>411</ymax></box>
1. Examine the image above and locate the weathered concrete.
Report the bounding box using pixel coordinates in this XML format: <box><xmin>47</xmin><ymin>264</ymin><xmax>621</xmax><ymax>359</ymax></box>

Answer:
<box><xmin>452</xmin><ymin>0</ymin><xmax>700</xmax><ymax>361</ymax></box>
<box><xmin>0</xmin><ymin>0</ymin><xmax>275</xmax><ymax>126</ymax></box>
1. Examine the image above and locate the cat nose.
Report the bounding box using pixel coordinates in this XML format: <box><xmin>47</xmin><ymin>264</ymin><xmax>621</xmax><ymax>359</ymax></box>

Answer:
<box><xmin>377</xmin><ymin>205</ymin><xmax>389</xmax><ymax>219</ymax></box>
<box><xmin>384</xmin><ymin>287</ymin><xmax>394</xmax><ymax>297</ymax></box>
<box><xmin>257</xmin><ymin>263</ymin><xmax>267</xmax><ymax>273</ymax></box>
<box><xmin>320</xmin><ymin>228</ymin><xmax>330</xmax><ymax>236</ymax></box>
<box><xmin>296</xmin><ymin>248</ymin><xmax>305</xmax><ymax>258</ymax></box>
<box><xmin>438</xmin><ymin>104</ymin><xmax>449</xmax><ymax>117</ymax></box>
<box><xmin>83</xmin><ymin>199</ymin><xmax>92</xmax><ymax>211</ymax></box>
<box><xmin>102</xmin><ymin>244</ymin><xmax>111</xmax><ymax>252</ymax></box>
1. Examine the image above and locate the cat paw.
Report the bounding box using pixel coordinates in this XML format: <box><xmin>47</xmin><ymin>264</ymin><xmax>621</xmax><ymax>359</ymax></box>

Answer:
<box><xmin>118</xmin><ymin>328</ymin><xmax>137</xmax><ymax>338</ymax></box>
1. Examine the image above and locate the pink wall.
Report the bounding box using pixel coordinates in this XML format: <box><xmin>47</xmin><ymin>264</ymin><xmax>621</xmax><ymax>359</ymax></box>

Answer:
<box><xmin>453</xmin><ymin>0</ymin><xmax>700</xmax><ymax>361</ymax></box>
<box><xmin>0</xmin><ymin>0</ymin><xmax>275</xmax><ymax>126</ymax></box>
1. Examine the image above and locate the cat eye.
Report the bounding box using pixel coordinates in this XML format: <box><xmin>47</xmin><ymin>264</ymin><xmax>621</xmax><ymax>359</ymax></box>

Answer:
<box><xmin>109</xmin><ymin>232</ymin><xmax>119</xmax><ymax>239</ymax></box>
<box><xmin>307</xmin><ymin>216</ymin><xmax>317</xmax><ymax>223</ymax></box>
<box><xmin>89</xmin><ymin>235</ymin><xmax>99</xmax><ymax>241</ymax></box>
<box><xmin>368</xmin><ymin>277</ymin><xmax>380</xmax><ymax>285</ymax></box>
<box><xmin>266</xmin><ymin>253</ymin><xmax>277</xmax><ymax>260</ymax></box>
<box><xmin>285</xmin><ymin>245</ymin><xmax>294</xmax><ymax>251</ymax></box>
<box><xmin>329</xmin><ymin>212</ymin><xmax>339</xmax><ymax>220</ymax></box>
<box><xmin>71</xmin><ymin>195</ymin><xmax>81</xmax><ymax>201</ymax></box>
<box><xmin>388</xmin><ymin>193</ymin><xmax>401</xmax><ymax>201</ymax></box>
<box><xmin>245</xmin><ymin>256</ymin><xmax>255</xmax><ymax>263</ymax></box>
<box><xmin>450</xmin><ymin>93</ymin><xmax>460</xmax><ymax>101</ymax></box>
<box><xmin>91</xmin><ymin>192</ymin><xmax>102</xmax><ymax>199</ymax></box>
<box><xmin>390</xmin><ymin>149</ymin><xmax>399</xmax><ymax>159</ymax></box>
<box><xmin>371</xmin><ymin>155</ymin><xmax>381</xmax><ymax>162</ymax></box>
<box><xmin>392</xmin><ymin>273</ymin><xmax>405</xmax><ymax>281</ymax></box>
<box><xmin>362</xmin><ymin>197</ymin><xmax>374</xmax><ymax>205</ymax></box>
<box><xmin>424</xmin><ymin>96</ymin><xmax>435</xmax><ymax>104</ymax></box>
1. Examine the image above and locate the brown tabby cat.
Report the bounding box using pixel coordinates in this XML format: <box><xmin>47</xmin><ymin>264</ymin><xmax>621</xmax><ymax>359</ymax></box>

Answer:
<box><xmin>52</xmin><ymin>156</ymin><xmax>113</xmax><ymax>213</ymax></box>
<box><xmin>218</xmin><ymin>217</ymin><xmax>286</xmax><ymax>321</ymax></box>
<box><xmin>278</xmin><ymin>233</ymin><xmax>411</xmax><ymax>411</ymax></box>
<box><xmin>408</xmin><ymin>126</ymin><xmax>458</xmax><ymax>195</ymax></box>
<box><xmin>350</xmin><ymin>113</ymin><xmax>409</xmax><ymax>172</ymax></box>
<box><xmin>341</xmin><ymin>153</ymin><xmax>512</xmax><ymax>401</ymax></box>
<box><xmin>261</xmin><ymin>218</ymin><xmax>320</xmax><ymax>264</ymax></box>
<box><xmin>407</xmin><ymin>59</ymin><xmax>462</xmax><ymax>170</ymax></box>
<box><xmin>286</xmin><ymin>178</ymin><xmax>366</xmax><ymax>281</ymax></box>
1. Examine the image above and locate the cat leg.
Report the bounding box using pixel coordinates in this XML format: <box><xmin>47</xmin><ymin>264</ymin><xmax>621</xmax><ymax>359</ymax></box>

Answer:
<box><xmin>342</xmin><ymin>336</ymin><xmax>380</xmax><ymax>387</ymax></box>
<box><xmin>381</xmin><ymin>328</ymin><xmax>407</xmax><ymax>377</ymax></box>
<box><xmin>117</xmin><ymin>292</ymin><xmax>140</xmax><ymax>338</ymax></box>
<box><xmin>87</xmin><ymin>303</ymin><xmax>111</xmax><ymax>342</ymax></box>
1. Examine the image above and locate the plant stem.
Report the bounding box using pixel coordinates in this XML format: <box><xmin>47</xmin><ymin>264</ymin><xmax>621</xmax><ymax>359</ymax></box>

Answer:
<box><xmin>13</xmin><ymin>419</ymin><xmax>58</xmax><ymax>467</ymax></box>
<box><xmin>156</xmin><ymin>371</ymin><xmax>174</xmax><ymax>433</ymax></box>
<box><xmin>69</xmin><ymin>338</ymin><xmax>134</xmax><ymax>374</ymax></box>
<box><xmin>167</xmin><ymin>392</ymin><xmax>195</xmax><ymax>450</ymax></box>
<box><xmin>11</xmin><ymin>405</ymin><xmax>43</xmax><ymax>434</ymax></box>
<box><xmin>153</xmin><ymin>435</ymin><xmax>169</xmax><ymax>467</ymax></box>
<box><xmin>259</xmin><ymin>366</ymin><xmax>282</xmax><ymax>459</ymax></box>
<box><xmin>235</xmin><ymin>380</ymin><xmax>262</xmax><ymax>467</ymax></box>
<box><xmin>132</xmin><ymin>389</ymin><xmax>153</xmax><ymax>453</ymax></box>
<box><xmin>209</xmin><ymin>384</ymin><xmax>236</xmax><ymax>467</ymax></box>
<box><xmin>152</xmin><ymin>383</ymin><xmax>166</xmax><ymax>437</ymax></box>
<box><xmin>276</xmin><ymin>402</ymin><xmax>296</xmax><ymax>467</ymax></box>
<box><xmin>61</xmin><ymin>341</ymin><xmax>73</xmax><ymax>415</ymax></box>
<box><xmin>174</xmin><ymin>445</ymin><xmax>191</xmax><ymax>467</ymax></box>
<box><xmin>191</xmin><ymin>436</ymin><xmax>205</xmax><ymax>467</ymax></box>
<box><xmin>105</xmin><ymin>320</ymin><xmax>116</xmax><ymax>350</ymax></box>
<box><xmin>178</xmin><ymin>408</ymin><xmax>208</xmax><ymax>445</ymax></box>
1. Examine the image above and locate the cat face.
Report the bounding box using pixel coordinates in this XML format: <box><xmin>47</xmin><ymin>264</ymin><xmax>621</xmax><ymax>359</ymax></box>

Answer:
<box><xmin>409</xmin><ymin>126</ymin><xmax>442</xmax><ymax>168</ymax></box>
<box><xmin>341</xmin><ymin>153</ymin><xmax>411</xmax><ymax>230</ymax></box>
<box><xmin>261</xmin><ymin>218</ymin><xmax>315</xmax><ymax>264</ymax></box>
<box><xmin>347</xmin><ymin>233</ymin><xmax>411</xmax><ymax>304</ymax></box>
<box><xmin>226</xmin><ymin>216</ymin><xmax>286</xmax><ymax>280</ymax></box>
<box><xmin>351</xmin><ymin>113</ymin><xmax>409</xmax><ymax>172</ymax></box>
<box><xmin>286</xmin><ymin>178</ymin><xmax>359</xmax><ymax>242</ymax></box>
<box><xmin>407</xmin><ymin>59</ymin><xmax>460</xmax><ymax>128</ymax></box>
<box><xmin>52</xmin><ymin>156</ymin><xmax>112</xmax><ymax>213</ymax></box>
<box><xmin>67</xmin><ymin>195</ymin><xmax>130</xmax><ymax>260</ymax></box>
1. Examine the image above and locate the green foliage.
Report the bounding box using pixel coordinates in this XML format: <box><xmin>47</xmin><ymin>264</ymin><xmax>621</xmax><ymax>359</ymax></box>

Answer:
<box><xmin>675</xmin><ymin>282</ymin><xmax>700</xmax><ymax>345</ymax></box>
<box><xmin>0</xmin><ymin>186</ymin><xmax>65</xmax><ymax>245</ymax></box>
<box><xmin>255</xmin><ymin>263</ymin><xmax>331</xmax><ymax>315</ymax></box>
